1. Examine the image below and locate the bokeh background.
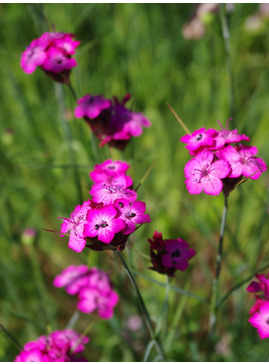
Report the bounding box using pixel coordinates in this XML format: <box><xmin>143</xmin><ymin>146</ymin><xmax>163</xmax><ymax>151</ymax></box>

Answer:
<box><xmin>0</xmin><ymin>3</ymin><xmax>269</xmax><ymax>361</ymax></box>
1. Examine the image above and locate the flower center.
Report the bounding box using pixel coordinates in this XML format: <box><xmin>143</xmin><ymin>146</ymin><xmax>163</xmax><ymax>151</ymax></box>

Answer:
<box><xmin>126</xmin><ymin>212</ymin><xmax>136</xmax><ymax>219</ymax></box>
<box><xmin>195</xmin><ymin>133</ymin><xmax>203</xmax><ymax>141</ymax></box>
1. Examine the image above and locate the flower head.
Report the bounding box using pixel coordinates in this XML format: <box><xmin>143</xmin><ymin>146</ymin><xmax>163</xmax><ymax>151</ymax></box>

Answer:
<box><xmin>14</xmin><ymin>329</ymin><xmax>89</xmax><ymax>362</ymax></box>
<box><xmin>248</xmin><ymin>300</ymin><xmax>269</xmax><ymax>339</ymax></box>
<box><xmin>90</xmin><ymin>182</ymin><xmax>137</xmax><ymax>205</ymax></box>
<box><xmin>54</xmin><ymin>266</ymin><xmax>119</xmax><ymax>319</ymax></box>
<box><xmin>180</xmin><ymin>127</ymin><xmax>217</xmax><ymax>154</ymax></box>
<box><xmin>148</xmin><ymin>231</ymin><xmax>196</xmax><ymax>277</ymax></box>
<box><xmin>184</xmin><ymin>150</ymin><xmax>230</xmax><ymax>195</ymax></box>
<box><xmin>74</xmin><ymin>94</ymin><xmax>112</xmax><ymax>119</ymax></box>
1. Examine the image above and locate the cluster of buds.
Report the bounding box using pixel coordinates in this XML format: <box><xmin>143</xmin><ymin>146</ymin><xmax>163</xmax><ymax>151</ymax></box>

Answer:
<box><xmin>74</xmin><ymin>93</ymin><xmax>151</xmax><ymax>150</ymax></box>
<box><xmin>54</xmin><ymin>265</ymin><xmax>119</xmax><ymax>319</ymax></box>
<box><xmin>20</xmin><ymin>32</ymin><xmax>80</xmax><ymax>83</ymax></box>
<box><xmin>180</xmin><ymin>118</ymin><xmax>267</xmax><ymax>196</ymax></box>
<box><xmin>59</xmin><ymin>159</ymin><xmax>151</xmax><ymax>253</ymax></box>
<box><xmin>148</xmin><ymin>231</ymin><xmax>196</xmax><ymax>277</ymax></box>
<box><xmin>247</xmin><ymin>273</ymin><xmax>269</xmax><ymax>339</ymax></box>
<box><xmin>14</xmin><ymin>329</ymin><xmax>89</xmax><ymax>362</ymax></box>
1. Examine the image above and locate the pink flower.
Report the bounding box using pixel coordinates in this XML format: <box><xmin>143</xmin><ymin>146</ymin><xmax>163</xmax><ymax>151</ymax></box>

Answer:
<box><xmin>14</xmin><ymin>329</ymin><xmax>89</xmax><ymax>362</ymax></box>
<box><xmin>184</xmin><ymin>150</ymin><xmax>231</xmax><ymax>195</ymax></box>
<box><xmin>84</xmin><ymin>205</ymin><xmax>125</xmax><ymax>244</ymax></box>
<box><xmin>248</xmin><ymin>301</ymin><xmax>269</xmax><ymax>339</ymax></box>
<box><xmin>74</xmin><ymin>94</ymin><xmax>112</xmax><ymax>119</ymax></box>
<box><xmin>180</xmin><ymin>127</ymin><xmax>217</xmax><ymax>154</ymax></box>
<box><xmin>20</xmin><ymin>39</ymin><xmax>48</xmax><ymax>74</ymax></box>
<box><xmin>114</xmin><ymin>198</ymin><xmax>151</xmax><ymax>234</ymax></box>
<box><xmin>53</xmin><ymin>265</ymin><xmax>89</xmax><ymax>295</ymax></box>
<box><xmin>90</xmin><ymin>182</ymin><xmax>137</xmax><ymax>205</ymax></box>
<box><xmin>54</xmin><ymin>266</ymin><xmax>119</xmax><ymax>319</ymax></box>
<box><xmin>218</xmin><ymin>145</ymin><xmax>267</xmax><ymax>180</ymax></box>
<box><xmin>247</xmin><ymin>273</ymin><xmax>269</xmax><ymax>300</ymax></box>
<box><xmin>42</xmin><ymin>47</ymin><xmax>77</xmax><ymax>73</ymax></box>
<box><xmin>161</xmin><ymin>238</ymin><xmax>197</xmax><ymax>271</ymax></box>
<box><xmin>58</xmin><ymin>200</ymin><xmax>91</xmax><ymax>253</ymax></box>
<box><xmin>213</xmin><ymin>118</ymin><xmax>250</xmax><ymax>149</ymax></box>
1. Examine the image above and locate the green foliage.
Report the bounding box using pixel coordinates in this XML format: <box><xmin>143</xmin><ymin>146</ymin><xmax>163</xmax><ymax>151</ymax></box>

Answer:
<box><xmin>0</xmin><ymin>3</ymin><xmax>268</xmax><ymax>361</ymax></box>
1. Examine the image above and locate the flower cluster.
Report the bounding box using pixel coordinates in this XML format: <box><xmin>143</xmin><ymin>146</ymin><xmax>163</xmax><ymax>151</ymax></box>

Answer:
<box><xmin>74</xmin><ymin>93</ymin><xmax>151</xmax><ymax>150</ymax></box>
<box><xmin>148</xmin><ymin>231</ymin><xmax>196</xmax><ymax>277</ymax></box>
<box><xmin>59</xmin><ymin>159</ymin><xmax>151</xmax><ymax>252</ymax></box>
<box><xmin>180</xmin><ymin>119</ymin><xmax>267</xmax><ymax>196</ymax></box>
<box><xmin>14</xmin><ymin>329</ymin><xmax>89</xmax><ymax>362</ymax></box>
<box><xmin>247</xmin><ymin>273</ymin><xmax>269</xmax><ymax>339</ymax></box>
<box><xmin>20</xmin><ymin>32</ymin><xmax>80</xmax><ymax>83</ymax></box>
<box><xmin>54</xmin><ymin>265</ymin><xmax>119</xmax><ymax>319</ymax></box>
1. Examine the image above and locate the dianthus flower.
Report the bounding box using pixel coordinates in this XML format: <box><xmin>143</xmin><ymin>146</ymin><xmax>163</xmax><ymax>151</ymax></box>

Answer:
<box><xmin>89</xmin><ymin>159</ymin><xmax>133</xmax><ymax>187</ymax></box>
<box><xmin>74</xmin><ymin>93</ymin><xmax>151</xmax><ymax>150</ymax></box>
<box><xmin>247</xmin><ymin>273</ymin><xmax>269</xmax><ymax>299</ymax></box>
<box><xmin>54</xmin><ymin>265</ymin><xmax>119</xmax><ymax>319</ymax></box>
<box><xmin>148</xmin><ymin>231</ymin><xmax>196</xmax><ymax>277</ymax></box>
<box><xmin>58</xmin><ymin>160</ymin><xmax>150</xmax><ymax>252</ymax></box>
<box><xmin>14</xmin><ymin>329</ymin><xmax>89</xmax><ymax>362</ymax></box>
<box><xmin>180</xmin><ymin>118</ymin><xmax>267</xmax><ymax>196</ymax></box>
<box><xmin>21</xmin><ymin>32</ymin><xmax>80</xmax><ymax>83</ymax></box>
<box><xmin>184</xmin><ymin>150</ymin><xmax>230</xmax><ymax>195</ymax></box>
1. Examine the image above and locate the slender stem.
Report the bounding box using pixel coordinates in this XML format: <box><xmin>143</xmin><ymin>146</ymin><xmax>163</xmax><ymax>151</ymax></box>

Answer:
<box><xmin>0</xmin><ymin>324</ymin><xmax>23</xmax><ymax>351</ymax></box>
<box><xmin>206</xmin><ymin>194</ymin><xmax>228</xmax><ymax>360</ymax></box>
<box><xmin>66</xmin><ymin>310</ymin><xmax>80</xmax><ymax>329</ymax></box>
<box><xmin>66</xmin><ymin>82</ymin><xmax>78</xmax><ymax>101</ymax></box>
<box><xmin>220</xmin><ymin>4</ymin><xmax>235</xmax><ymax>119</ymax></box>
<box><xmin>116</xmin><ymin>251</ymin><xmax>166</xmax><ymax>361</ymax></box>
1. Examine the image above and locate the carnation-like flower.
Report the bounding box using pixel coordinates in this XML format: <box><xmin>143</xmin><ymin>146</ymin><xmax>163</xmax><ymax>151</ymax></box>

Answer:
<box><xmin>247</xmin><ymin>273</ymin><xmax>269</xmax><ymax>300</ymax></box>
<box><xmin>14</xmin><ymin>329</ymin><xmax>89</xmax><ymax>362</ymax></box>
<box><xmin>180</xmin><ymin>127</ymin><xmax>217</xmax><ymax>154</ymax></box>
<box><xmin>184</xmin><ymin>150</ymin><xmax>230</xmax><ymax>195</ymax></box>
<box><xmin>148</xmin><ymin>231</ymin><xmax>196</xmax><ymax>277</ymax></box>
<box><xmin>21</xmin><ymin>32</ymin><xmax>80</xmax><ymax>83</ymax></box>
<box><xmin>248</xmin><ymin>301</ymin><xmax>269</xmax><ymax>339</ymax></box>
<box><xmin>54</xmin><ymin>266</ymin><xmax>119</xmax><ymax>319</ymax></box>
<box><xmin>90</xmin><ymin>182</ymin><xmax>137</xmax><ymax>205</ymax></box>
<box><xmin>218</xmin><ymin>145</ymin><xmax>267</xmax><ymax>180</ymax></box>
<box><xmin>114</xmin><ymin>198</ymin><xmax>151</xmax><ymax>235</ymax></box>
<box><xmin>84</xmin><ymin>205</ymin><xmax>125</xmax><ymax>244</ymax></box>
<box><xmin>74</xmin><ymin>94</ymin><xmax>112</xmax><ymax>119</ymax></box>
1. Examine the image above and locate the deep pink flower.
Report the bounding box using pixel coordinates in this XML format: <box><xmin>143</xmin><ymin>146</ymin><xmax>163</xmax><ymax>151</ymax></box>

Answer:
<box><xmin>213</xmin><ymin>118</ymin><xmax>250</xmax><ymax>149</ymax></box>
<box><xmin>248</xmin><ymin>300</ymin><xmax>269</xmax><ymax>339</ymax></box>
<box><xmin>42</xmin><ymin>47</ymin><xmax>77</xmax><ymax>73</ymax></box>
<box><xmin>20</xmin><ymin>39</ymin><xmax>47</xmax><ymax>74</ymax></box>
<box><xmin>84</xmin><ymin>205</ymin><xmax>125</xmax><ymax>244</ymax></box>
<box><xmin>14</xmin><ymin>329</ymin><xmax>89</xmax><ymax>362</ymax></box>
<box><xmin>218</xmin><ymin>145</ymin><xmax>267</xmax><ymax>180</ymax></box>
<box><xmin>180</xmin><ymin>127</ymin><xmax>217</xmax><ymax>154</ymax></box>
<box><xmin>114</xmin><ymin>198</ymin><xmax>151</xmax><ymax>234</ymax></box>
<box><xmin>247</xmin><ymin>273</ymin><xmax>269</xmax><ymax>300</ymax></box>
<box><xmin>92</xmin><ymin>159</ymin><xmax>130</xmax><ymax>176</ymax></box>
<box><xmin>90</xmin><ymin>182</ymin><xmax>137</xmax><ymax>205</ymax></box>
<box><xmin>74</xmin><ymin>94</ymin><xmax>112</xmax><ymax>119</ymax></box>
<box><xmin>184</xmin><ymin>150</ymin><xmax>231</xmax><ymax>195</ymax></box>
<box><xmin>58</xmin><ymin>200</ymin><xmax>91</xmax><ymax>253</ymax></box>
<box><xmin>161</xmin><ymin>239</ymin><xmax>196</xmax><ymax>271</ymax></box>
<box><xmin>53</xmin><ymin>265</ymin><xmax>89</xmax><ymax>295</ymax></box>
<box><xmin>148</xmin><ymin>231</ymin><xmax>196</xmax><ymax>277</ymax></box>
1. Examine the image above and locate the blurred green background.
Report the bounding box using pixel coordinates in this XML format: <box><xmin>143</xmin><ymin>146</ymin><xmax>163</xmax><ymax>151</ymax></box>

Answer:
<box><xmin>0</xmin><ymin>3</ymin><xmax>269</xmax><ymax>361</ymax></box>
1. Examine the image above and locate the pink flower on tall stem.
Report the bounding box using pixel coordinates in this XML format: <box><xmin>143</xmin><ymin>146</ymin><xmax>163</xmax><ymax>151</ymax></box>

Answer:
<box><xmin>90</xmin><ymin>183</ymin><xmax>137</xmax><ymax>205</ymax></box>
<box><xmin>180</xmin><ymin>127</ymin><xmax>217</xmax><ymax>154</ymax></box>
<box><xmin>184</xmin><ymin>150</ymin><xmax>230</xmax><ymax>195</ymax></box>
<box><xmin>74</xmin><ymin>94</ymin><xmax>112</xmax><ymax>119</ymax></box>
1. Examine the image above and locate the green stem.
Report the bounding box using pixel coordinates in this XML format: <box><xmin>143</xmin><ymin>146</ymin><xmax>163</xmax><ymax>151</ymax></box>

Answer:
<box><xmin>116</xmin><ymin>251</ymin><xmax>166</xmax><ymax>361</ymax></box>
<box><xmin>0</xmin><ymin>324</ymin><xmax>23</xmax><ymax>351</ymax></box>
<box><xmin>206</xmin><ymin>194</ymin><xmax>228</xmax><ymax>360</ymax></box>
<box><xmin>220</xmin><ymin>3</ymin><xmax>235</xmax><ymax>119</ymax></box>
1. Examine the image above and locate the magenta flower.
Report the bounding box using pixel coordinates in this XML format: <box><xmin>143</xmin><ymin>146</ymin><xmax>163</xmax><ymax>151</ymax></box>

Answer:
<box><xmin>20</xmin><ymin>39</ymin><xmax>47</xmax><ymax>74</ymax></box>
<box><xmin>148</xmin><ymin>231</ymin><xmax>196</xmax><ymax>277</ymax></box>
<box><xmin>184</xmin><ymin>150</ymin><xmax>231</xmax><ymax>195</ymax></box>
<box><xmin>74</xmin><ymin>94</ymin><xmax>112</xmax><ymax>119</ymax></box>
<box><xmin>90</xmin><ymin>182</ymin><xmax>137</xmax><ymax>205</ymax></box>
<box><xmin>114</xmin><ymin>198</ymin><xmax>151</xmax><ymax>234</ymax></box>
<box><xmin>213</xmin><ymin>118</ymin><xmax>250</xmax><ymax>149</ymax></box>
<box><xmin>161</xmin><ymin>239</ymin><xmax>197</xmax><ymax>271</ymax></box>
<box><xmin>14</xmin><ymin>329</ymin><xmax>89</xmax><ymax>362</ymax></box>
<box><xmin>218</xmin><ymin>145</ymin><xmax>267</xmax><ymax>180</ymax></box>
<box><xmin>180</xmin><ymin>127</ymin><xmax>217</xmax><ymax>154</ymax></box>
<box><xmin>91</xmin><ymin>159</ymin><xmax>130</xmax><ymax>176</ymax></box>
<box><xmin>58</xmin><ymin>200</ymin><xmax>91</xmax><ymax>253</ymax></box>
<box><xmin>54</xmin><ymin>266</ymin><xmax>119</xmax><ymax>319</ymax></box>
<box><xmin>247</xmin><ymin>273</ymin><xmax>269</xmax><ymax>300</ymax></box>
<box><xmin>248</xmin><ymin>301</ymin><xmax>269</xmax><ymax>339</ymax></box>
<box><xmin>21</xmin><ymin>32</ymin><xmax>80</xmax><ymax>83</ymax></box>
<box><xmin>84</xmin><ymin>205</ymin><xmax>125</xmax><ymax>244</ymax></box>
<box><xmin>53</xmin><ymin>265</ymin><xmax>90</xmax><ymax>295</ymax></box>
